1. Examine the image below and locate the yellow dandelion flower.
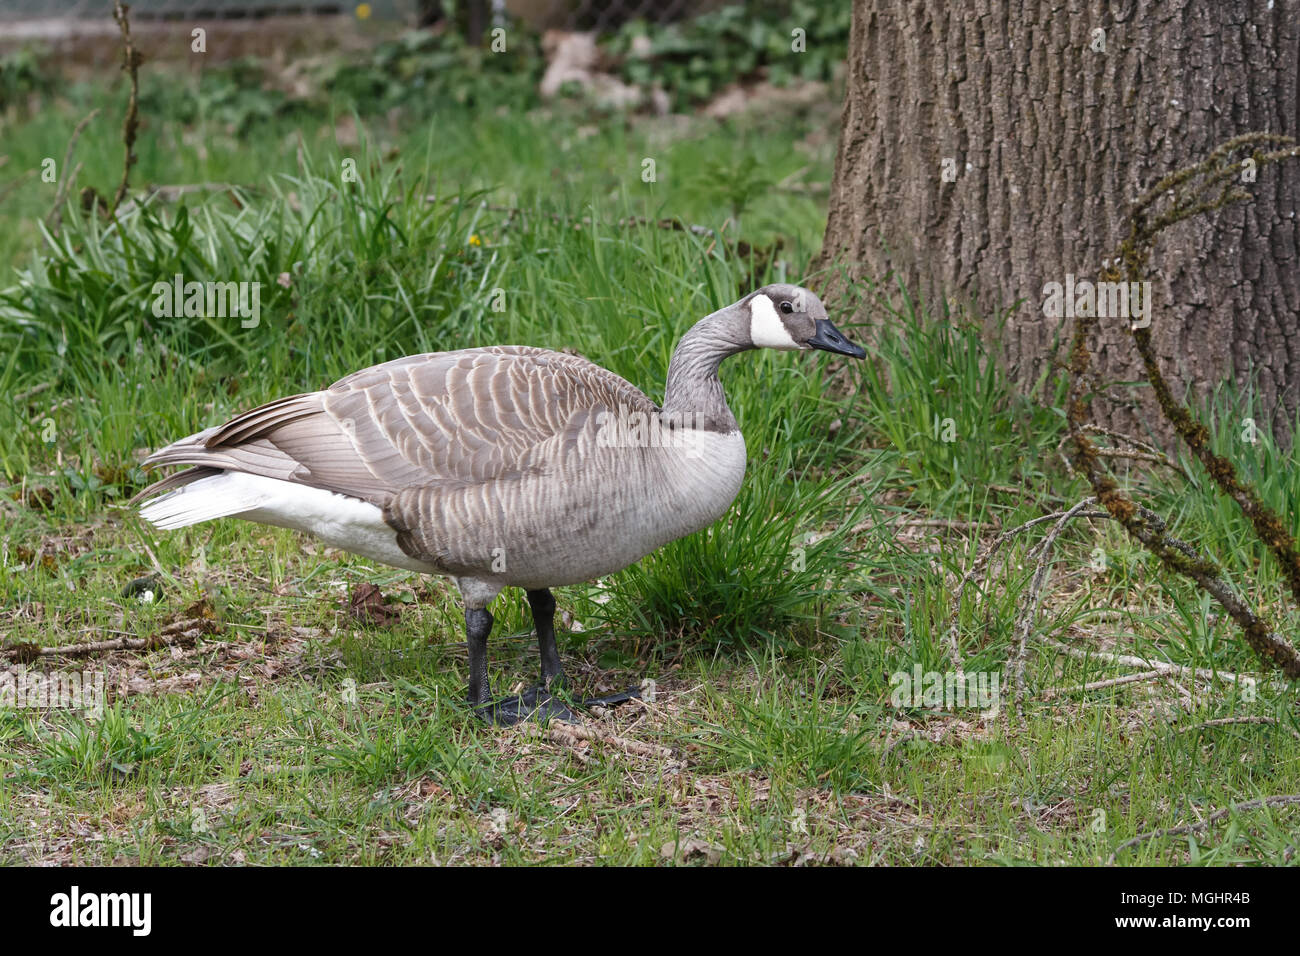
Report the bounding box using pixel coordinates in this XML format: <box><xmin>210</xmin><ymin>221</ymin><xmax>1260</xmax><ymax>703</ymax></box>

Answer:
<box><xmin>355</xmin><ymin>3</ymin><xmax>371</xmax><ymax>20</ymax></box>
<box><xmin>469</xmin><ymin>234</ymin><xmax>482</xmax><ymax>246</ymax></box>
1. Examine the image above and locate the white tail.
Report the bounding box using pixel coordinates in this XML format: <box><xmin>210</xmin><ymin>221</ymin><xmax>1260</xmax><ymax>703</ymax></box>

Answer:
<box><xmin>137</xmin><ymin>470</ymin><xmax>440</xmax><ymax>573</ymax></box>
<box><xmin>138</xmin><ymin>471</ymin><xmax>278</xmax><ymax>530</ymax></box>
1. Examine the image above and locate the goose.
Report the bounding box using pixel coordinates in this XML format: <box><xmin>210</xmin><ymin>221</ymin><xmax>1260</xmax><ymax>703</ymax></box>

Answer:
<box><xmin>133</xmin><ymin>284</ymin><xmax>866</xmax><ymax>723</ymax></box>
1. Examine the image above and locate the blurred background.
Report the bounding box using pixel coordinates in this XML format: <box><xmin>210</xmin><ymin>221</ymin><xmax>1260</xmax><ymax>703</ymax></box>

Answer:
<box><xmin>0</xmin><ymin>1</ymin><xmax>769</xmax><ymax>63</ymax></box>
<box><xmin>0</xmin><ymin>0</ymin><xmax>847</xmax><ymax>263</ymax></box>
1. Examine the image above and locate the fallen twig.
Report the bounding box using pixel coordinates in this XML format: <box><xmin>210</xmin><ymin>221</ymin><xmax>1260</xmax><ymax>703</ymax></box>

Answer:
<box><xmin>1</xmin><ymin>616</ymin><xmax>215</xmax><ymax>661</ymax></box>
<box><xmin>1043</xmin><ymin>637</ymin><xmax>1252</xmax><ymax>686</ymax></box>
<box><xmin>1176</xmin><ymin>715</ymin><xmax>1300</xmax><ymax>742</ymax></box>
<box><xmin>1011</xmin><ymin>498</ymin><xmax>1103</xmax><ymax>714</ymax></box>
<box><xmin>1040</xmin><ymin>668</ymin><xmax>1168</xmax><ymax>701</ymax></box>
<box><xmin>523</xmin><ymin>720</ymin><xmax>678</xmax><ymax>762</ymax></box>
<box><xmin>1108</xmin><ymin>793</ymin><xmax>1300</xmax><ymax>863</ymax></box>
<box><xmin>942</xmin><ymin>501</ymin><xmax>1110</xmax><ymax>672</ymax></box>
<box><xmin>13</xmin><ymin>382</ymin><xmax>54</xmax><ymax>404</ymax></box>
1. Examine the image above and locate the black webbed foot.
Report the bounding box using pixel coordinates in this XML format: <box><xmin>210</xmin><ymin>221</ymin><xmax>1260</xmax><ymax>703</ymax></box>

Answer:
<box><xmin>473</xmin><ymin>685</ymin><xmax>577</xmax><ymax>725</ymax></box>
<box><xmin>465</xmin><ymin>588</ymin><xmax>642</xmax><ymax>726</ymax></box>
<box><xmin>471</xmin><ymin>684</ymin><xmax>643</xmax><ymax>725</ymax></box>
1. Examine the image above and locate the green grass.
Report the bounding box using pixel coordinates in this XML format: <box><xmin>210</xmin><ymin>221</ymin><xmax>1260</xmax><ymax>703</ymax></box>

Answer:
<box><xmin>2</xmin><ymin>59</ymin><xmax>1299</xmax><ymax>866</ymax></box>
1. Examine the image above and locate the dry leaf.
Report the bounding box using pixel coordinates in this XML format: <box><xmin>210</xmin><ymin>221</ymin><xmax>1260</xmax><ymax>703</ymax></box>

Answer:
<box><xmin>661</xmin><ymin>838</ymin><xmax>723</xmax><ymax>864</ymax></box>
<box><xmin>347</xmin><ymin>582</ymin><xmax>401</xmax><ymax>624</ymax></box>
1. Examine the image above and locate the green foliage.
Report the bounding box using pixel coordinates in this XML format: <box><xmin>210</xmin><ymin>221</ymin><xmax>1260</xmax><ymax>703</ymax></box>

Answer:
<box><xmin>139</xmin><ymin>58</ymin><xmax>302</xmax><ymax>135</ymax></box>
<box><xmin>0</xmin><ymin>47</ymin><xmax>54</xmax><ymax>113</ymax></box>
<box><xmin>1150</xmin><ymin>380</ymin><xmax>1300</xmax><ymax>629</ymax></box>
<box><xmin>305</xmin><ymin>698</ymin><xmax>497</xmax><ymax>791</ymax></box>
<box><xmin>35</xmin><ymin>693</ymin><xmax>228</xmax><ymax>783</ymax></box>
<box><xmin>325</xmin><ymin>29</ymin><xmax>545</xmax><ymax>113</ymax></box>
<box><xmin>687</xmin><ymin>154</ymin><xmax>775</xmax><ymax>225</ymax></box>
<box><xmin>131</xmin><ymin>29</ymin><xmax>545</xmax><ymax>138</ymax></box>
<box><xmin>0</xmin><ymin>147</ymin><xmax>499</xmax><ymax>422</ymax></box>
<box><xmin>848</xmin><ymin>279</ymin><xmax>1070</xmax><ymax>511</ymax></box>
<box><xmin>40</xmin><ymin>702</ymin><xmax>165</xmax><ymax>780</ymax></box>
<box><xmin>692</xmin><ymin>654</ymin><xmax>883</xmax><ymax>793</ymax></box>
<box><xmin>606</xmin><ymin>0</ymin><xmax>852</xmax><ymax>109</ymax></box>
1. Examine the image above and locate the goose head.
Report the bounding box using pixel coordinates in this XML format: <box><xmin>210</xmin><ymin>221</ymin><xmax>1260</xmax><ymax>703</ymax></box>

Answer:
<box><xmin>743</xmin><ymin>284</ymin><xmax>867</xmax><ymax>359</ymax></box>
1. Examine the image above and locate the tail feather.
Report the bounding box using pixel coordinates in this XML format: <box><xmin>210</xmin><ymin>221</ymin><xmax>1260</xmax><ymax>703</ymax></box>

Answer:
<box><xmin>129</xmin><ymin>465</ymin><xmax>221</xmax><ymax>505</ymax></box>
<box><xmin>132</xmin><ymin>425</ymin><xmax>307</xmax><ymax>507</ymax></box>
<box><xmin>137</xmin><ymin>471</ymin><xmax>277</xmax><ymax>530</ymax></box>
<box><xmin>141</xmin><ymin>426</ymin><xmax>221</xmax><ymax>467</ymax></box>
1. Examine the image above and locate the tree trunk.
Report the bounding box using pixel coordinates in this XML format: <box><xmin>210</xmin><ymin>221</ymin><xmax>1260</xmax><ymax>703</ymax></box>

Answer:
<box><xmin>818</xmin><ymin>0</ymin><xmax>1300</xmax><ymax>441</ymax></box>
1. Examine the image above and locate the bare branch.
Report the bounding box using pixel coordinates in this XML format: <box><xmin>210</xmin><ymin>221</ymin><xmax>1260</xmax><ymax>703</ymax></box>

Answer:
<box><xmin>1064</xmin><ymin>133</ymin><xmax>1300</xmax><ymax>679</ymax></box>
<box><xmin>109</xmin><ymin>0</ymin><xmax>142</xmax><ymax>218</ymax></box>
<box><xmin>942</xmin><ymin>500</ymin><xmax>1109</xmax><ymax>672</ymax></box>
<box><xmin>1</xmin><ymin>617</ymin><xmax>214</xmax><ymax>661</ymax></box>
<box><xmin>1010</xmin><ymin>498</ymin><xmax>1104</xmax><ymax>715</ymax></box>
<box><xmin>1108</xmin><ymin>794</ymin><xmax>1300</xmax><ymax>863</ymax></box>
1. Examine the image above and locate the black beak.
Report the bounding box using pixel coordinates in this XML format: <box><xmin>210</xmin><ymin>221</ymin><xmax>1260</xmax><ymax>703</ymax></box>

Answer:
<box><xmin>808</xmin><ymin>319</ymin><xmax>866</xmax><ymax>359</ymax></box>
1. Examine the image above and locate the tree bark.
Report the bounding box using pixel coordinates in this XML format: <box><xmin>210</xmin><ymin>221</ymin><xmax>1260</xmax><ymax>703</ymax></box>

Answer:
<box><xmin>818</xmin><ymin>0</ymin><xmax>1300</xmax><ymax>441</ymax></box>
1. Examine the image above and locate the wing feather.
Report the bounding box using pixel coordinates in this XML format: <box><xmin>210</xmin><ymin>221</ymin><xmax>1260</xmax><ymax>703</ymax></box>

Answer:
<box><xmin>134</xmin><ymin>346</ymin><xmax>657</xmax><ymax>507</ymax></box>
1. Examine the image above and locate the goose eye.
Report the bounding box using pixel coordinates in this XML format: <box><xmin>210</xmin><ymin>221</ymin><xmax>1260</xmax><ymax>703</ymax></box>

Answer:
<box><xmin>780</xmin><ymin>301</ymin><xmax>794</xmax><ymax>314</ymax></box>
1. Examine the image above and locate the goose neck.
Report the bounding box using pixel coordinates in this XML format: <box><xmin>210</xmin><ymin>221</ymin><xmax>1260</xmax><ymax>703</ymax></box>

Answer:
<box><xmin>661</xmin><ymin>310</ymin><xmax>748</xmax><ymax>432</ymax></box>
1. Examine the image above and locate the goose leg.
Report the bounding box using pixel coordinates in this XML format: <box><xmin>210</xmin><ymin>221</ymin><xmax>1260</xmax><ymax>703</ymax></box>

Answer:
<box><xmin>527</xmin><ymin>588</ymin><xmax>567</xmax><ymax>693</ymax></box>
<box><xmin>465</xmin><ymin>606</ymin><xmax>493</xmax><ymax>708</ymax></box>
<box><xmin>466</xmin><ymin>590</ymin><xmax>637</xmax><ymax>726</ymax></box>
<box><xmin>467</xmin><ymin>598</ymin><xmax>574</xmax><ymax>726</ymax></box>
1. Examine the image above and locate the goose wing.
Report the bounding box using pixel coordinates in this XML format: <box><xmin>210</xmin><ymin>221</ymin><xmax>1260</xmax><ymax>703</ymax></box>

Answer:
<box><xmin>134</xmin><ymin>345</ymin><xmax>658</xmax><ymax>505</ymax></box>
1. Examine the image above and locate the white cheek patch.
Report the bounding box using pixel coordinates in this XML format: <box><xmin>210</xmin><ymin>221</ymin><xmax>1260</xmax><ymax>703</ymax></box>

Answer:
<box><xmin>748</xmin><ymin>293</ymin><xmax>800</xmax><ymax>350</ymax></box>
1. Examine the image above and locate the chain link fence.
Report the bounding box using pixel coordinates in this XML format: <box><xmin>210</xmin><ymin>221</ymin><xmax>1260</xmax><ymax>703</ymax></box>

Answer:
<box><xmin>0</xmin><ymin>0</ymin><xmax>722</xmax><ymax>62</ymax></box>
<box><xmin>0</xmin><ymin>0</ymin><xmax>713</xmax><ymax>29</ymax></box>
